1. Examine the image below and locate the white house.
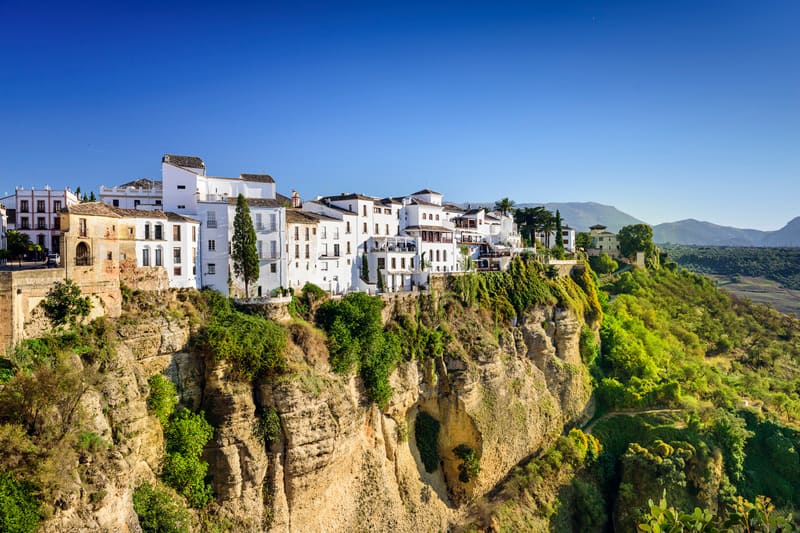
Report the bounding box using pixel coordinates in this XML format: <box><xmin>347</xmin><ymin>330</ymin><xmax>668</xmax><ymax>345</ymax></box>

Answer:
<box><xmin>99</xmin><ymin>178</ymin><xmax>163</xmax><ymax>210</ymax></box>
<box><xmin>401</xmin><ymin>190</ymin><xmax>458</xmax><ymax>274</ymax></box>
<box><xmin>535</xmin><ymin>226</ymin><xmax>577</xmax><ymax>253</ymax></box>
<box><xmin>0</xmin><ymin>204</ymin><xmax>7</xmax><ymax>251</ymax></box>
<box><xmin>160</xmin><ymin>154</ymin><xmax>288</xmax><ymax>297</ymax></box>
<box><xmin>0</xmin><ymin>186</ymin><xmax>79</xmax><ymax>256</ymax></box>
<box><xmin>302</xmin><ymin>199</ymin><xmax>359</xmax><ymax>289</ymax></box>
<box><xmin>131</xmin><ymin>211</ymin><xmax>200</xmax><ymax>289</ymax></box>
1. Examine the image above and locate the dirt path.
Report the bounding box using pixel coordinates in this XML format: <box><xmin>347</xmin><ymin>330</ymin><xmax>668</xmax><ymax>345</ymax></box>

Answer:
<box><xmin>582</xmin><ymin>408</ymin><xmax>683</xmax><ymax>434</ymax></box>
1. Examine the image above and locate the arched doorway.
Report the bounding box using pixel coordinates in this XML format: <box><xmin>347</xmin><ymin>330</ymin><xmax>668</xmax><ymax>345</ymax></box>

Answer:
<box><xmin>75</xmin><ymin>242</ymin><xmax>91</xmax><ymax>266</ymax></box>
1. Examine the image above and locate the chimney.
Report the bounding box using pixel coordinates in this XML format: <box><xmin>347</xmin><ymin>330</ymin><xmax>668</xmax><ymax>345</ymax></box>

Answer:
<box><xmin>291</xmin><ymin>190</ymin><xmax>301</xmax><ymax>208</ymax></box>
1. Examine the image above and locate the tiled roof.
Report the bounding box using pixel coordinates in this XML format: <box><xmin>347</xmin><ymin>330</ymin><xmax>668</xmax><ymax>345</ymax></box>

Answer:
<box><xmin>443</xmin><ymin>203</ymin><xmax>466</xmax><ymax>213</ymax></box>
<box><xmin>463</xmin><ymin>208</ymin><xmax>484</xmax><ymax>216</ymax></box>
<box><xmin>411</xmin><ymin>189</ymin><xmax>441</xmax><ymax>196</ymax></box>
<box><xmin>165</xmin><ymin>212</ymin><xmax>200</xmax><ymax>223</ymax></box>
<box><xmin>323</xmin><ymin>193</ymin><xmax>374</xmax><ymax>202</ymax></box>
<box><xmin>276</xmin><ymin>192</ymin><xmax>292</xmax><ymax>205</ymax></box>
<box><xmin>240</xmin><ymin>173</ymin><xmax>275</xmax><ymax>184</ymax></box>
<box><xmin>286</xmin><ymin>210</ymin><xmax>320</xmax><ymax>224</ymax></box>
<box><xmin>119</xmin><ymin>178</ymin><xmax>161</xmax><ymax>189</ymax></box>
<box><xmin>409</xmin><ymin>197</ymin><xmax>442</xmax><ymax>207</ymax></box>
<box><xmin>162</xmin><ymin>154</ymin><xmax>205</xmax><ymax>169</ymax></box>
<box><xmin>590</xmin><ymin>224</ymin><xmax>607</xmax><ymax>230</ymax></box>
<box><xmin>66</xmin><ymin>202</ymin><xmax>198</xmax><ymax>223</ymax></box>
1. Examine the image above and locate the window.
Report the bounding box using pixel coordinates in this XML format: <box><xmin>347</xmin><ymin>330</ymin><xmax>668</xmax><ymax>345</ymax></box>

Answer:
<box><xmin>333</xmin><ymin>244</ymin><xmax>340</xmax><ymax>256</ymax></box>
<box><xmin>255</xmin><ymin>213</ymin><xmax>263</xmax><ymax>230</ymax></box>
<box><xmin>346</xmin><ymin>222</ymin><xmax>351</xmax><ymax>234</ymax></box>
<box><xmin>375</xmin><ymin>223</ymin><xmax>379</xmax><ymax>234</ymax></box>
<box><xmin>443</xmin><ymin>250</ymin><xmax>447</xmax><ymax>261</ymax></box>
<box><xmin>363</xmin><ymin>205</ymin><xmax>367</xmax><ymax>216</ymax></box>
<box><xmin>177</xmin><ymin>205</ymin><xmax>185</xmax><ymax>209</ymax></box>
<box><xmin>305</xmin><ymin>244</ymin><xmax>310</xmax><ymax>258</ymax></box>
<box><xmin>53</xmin><ymin>200</ymin><xmax>61</xmax><ymax>211</ymax></box>
<box><xmin>305</xmin><ymin>227</ymin><xmax>310</xmax><ymax>240</ymax></box>
<box><xmin>107</xmin><ymin>251</ymin><xmax>113</xmax><ymax>260</ymax></box>
<box><xmin>155</xmin><ymin>200</ymin><xmax>161</xmax><ymax>205</ymax></box>
<box><xmin>411</xmin><ymin>258</ymin><xmax>415</xmax><ymax>269</ymax></box>
<box><xmin>385</xmin><ymin>224</ymin><xmax>389</xmax><ymax>235</ymax></box>
<box><xmin>436</xmin><ymin>250</ymin><xmax>440</xmax><ymax>262</ymax></box>
<box><xmin>363</xmin><ymin>222</ymin><xmax>367</xmax><ymax>233</ymax></box>
<box><xmin>348</xmin><ymin>204</ymin><xmax>352</xmax><ymax>212</ymax></box>
<box><xmin>36</xmin><ymin>200</ymin><xmax>45</xmax><ymax>212</ymax></box>
<box><xmin>155</xmin><ymin>247</ymin><xmax>162</xmax><ymax>266</ymax></box>
<box><xmin>435</xmin><ymin>214</ymin><xmax>440</xmax><ymax>221</ymax></box>
<box><xmin>374</xmin><ymin>206</ymin><xmax>381</xmax><ymax>214</ymax></box>
<box><xmin>333</xmin><ymin>228</ymin><xmax>340</xmax><ymax>239</ymax></box>
<box><xmin>37</xmin><ymin>217</ymin><xmax>46</xmax><ymax>229</ymax></box>
<box><xmin>270</xmin><ymin>240</ymin><xmax>277</xmax><ymax>258</ymax></box>
<box><xmin>346</xmin><ymin>241</ymin><xmax>351</xmax><ymax>254</ymax></box>
<box><xmin>422</xmin><ymin>213</ymin><xmax>427</xmax><ymax>220</ymax></box>
<box><xmin>19</xmin><ymin>217</ymin><xmax>29</xmax><ymax>229</ymax></box>
<box><xmin>208</xmin><ymin>239</ymin><xmax>216</xmax><ymax>251</ymax></box>
<box><xmin>378</xmin><ymin>257</ymin><xmax>385</xmax><ymax>270</ymax></box>
<box><xmin>294</xmin><ymin>244</ymin><xmax>300</xmax><ymax>259</ymax></box>
<box><xmin>294</xmin><ymin>226</ymin><xmax>299</xmax><ymax>240</ymax></box>
<box><xmin>155</xmin><ymin>224</ymin><xmax>163</xmax><ymax>240</ymax></box>
<box><xmin>51</xmin><ymin>235</ymin><xmax>60</xmax><ymax>253</ymax></box>
<box><xmin>269</xmin><ymin>214</ymin><xmax>276</xmax><ymax>231</ymax></box>
<box><xmin>173</xmin><ymin>248</ymin><xmax>181</xmax><ymax>264</ymax></box>
<box><xmin>208</xmin><ymin>263</ymin><xmax>216</xmax><ymax>275</ymax></box>
<box><xmin>177</xmin><ymin>185</ymin><xmax>186</xmax><ymax>190</ymax></box>
<box><xmin>257</xmin><ymin>241</ymin><xmax>263</xmax><ymax>258</ymax></box>
<box><xmin>113</xmin><ymin>199</ymin><xmax>120</xmax><ymax>207</ymax></box>
<box><xmin>134</xmin><ymin>200</ymin><xmax>141</xmax><ymax>207</ymax></box>
<box><xmin>37</xmin><ymin>234</ymin><xmax>45</xmax><ymax>248</ymax></box>
<box><xmin>270</xmin><ymin>263</ymin><xmax>277</xmax><ymax>273</ymax></box>
<box><xmin>174</xmin><ymin>266</ymin><xmax>182</xmax><ymax>276</ymax></box>
<box><xmin>142</xmin><ymin>248</ymin><xmax>150</xmax><ymax>266</ymax></box>
<box><xmin>145</xmin><ymin>224</ymin><xmax>151</xmax><ymax>239</ymax></box>
<box><xmin>207</xmin><ymin>211</ymin><xmax>217</xmax><ymax>228</ymax></box>
<box><xmin>20</xmin><ymin>200</ymin><xmax>29</xmax><ymax>212</ymax></box>
<box><xmin>191</xmin><ymin>226</ymin><xmax>196</xmax><ymax>242</ymax></box>
<box><xmin>322</xmin><ymin>243</ymin><xmax>328</xmax><ymax>256</ymax></box>
<box><xmin>173</xmin><ymin>225</ymin><xmax>181</xmax><ymax>241</ymax></box>
<box><xmin>391</xmin><ymin>257</ymin><xmax>396</xmax><ymax>269</ymax></box>
<box><xmin>401</xmin><ymin>257</ymin><xmax>406</xmax><ymax>269</ymax></box>
<box><xmin>79</xmin><ymin>218</ymin><xmax>87</xmax><ymax>236</ymax></box>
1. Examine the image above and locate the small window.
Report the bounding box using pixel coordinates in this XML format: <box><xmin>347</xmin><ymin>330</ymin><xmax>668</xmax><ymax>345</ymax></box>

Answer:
<box><xmin>208</xmin><ymin>240</ymin><xmax>216</xmax><ymax>251</ymax></box>
<box><xmin>177</xmin><ymin>205</ymin><xmax>185</xmax><ymax>209</ymax></box>
<box><xmin>191</xmin><ymin>226</ymin><xmax>196</xmax><ymax>242</ymax></box>
<box><xmin>173</xmin><ymin>225</ymin><xmax>181</xmax><ymax>241</ymax></box>
<box><xmin>113</xmin><ymin>199</ymin><xmax>120</xmax><ymax>207</ymax></box>
<box><xmin>177</xmin><ymin>185</ymin><xmax>186</xmax><ymax>190</ymax></box>
<box><xmin>107</xmin><ymin>251</ymin><xmax>113</xmax><ymax>260</ymax></box>
<box><xmin>207</xmin><ymin>212</ymin><xmax>217</xmax><ymax>228</ymax></box>
<box><xmin>270</xmin><ymin>263</ymin><xmax>277</xmax><ymax>273</ymax></box>
<box><xmin>362</xmin><ymin>205</ymin><xmax>367</xmax><ymax>216</ymax></box>
<box><xmin>53</xmin><ymin>200</ymin><xmax>62</xmax><ymax>211</ymax></box>
<box><xmin>208</xmin><ymin>263</ymin><xmax>216</xmax><ymax>275</ymax></box>
<box><xmin>134</xmin><ymin>200</ymin><xmax>141</xmax><ymax>207</ymax></box>
<box><xmin>174</xmin><ymin>266</ymin><xmax>182</xmax><ymax>276</ymax></box>
<box><xmin>173</xmin><ymin>248</ymin><xmax>181</xmax><ymax>264</ymax></box>
<box><xmin>155</xmin><ymin>247</ymin><xmax>162</xmax><ymax>266</ymax></box>
<box><xmin>375</xmin><ymin>223</ymin><xmax>379</xmax><ymax>234</ymax></box>
<box><xmin>363</xmin><ymin>222</ymin><xmax>367</xmax><ymax>233</ymax></box>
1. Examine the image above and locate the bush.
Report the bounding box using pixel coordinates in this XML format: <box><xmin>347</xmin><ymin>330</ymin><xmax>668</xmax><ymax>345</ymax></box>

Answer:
<box><xmin>257</xmin><ymin>406</ymin><xmax>282</xmax><ymax>448</ymax></box>
<box><xmin>147</xmin><ymin>375</ymin><xmax>178</xmax><ymax>426</ymax></box>
<box><xmin>132</xmin><ymin>482</ymin><xmax>190</xmax><ymax>533</ymax></box>
<box><xmin>589</xmin><ymin>253</ymin><xmax>618</xmax><ymax>274</ymax></box>
<box><xmin>415</xmin><ymin>412</ymin><xmax>440</xmax><ymax>473</ymax></box>
<box><xmin>162</xmin><ymin>408</ymin><xmax>214</xmax><ymax>508</ymax></box>
<box><xmin>453</xmin><ymin>444</ymin><xmax>481</xmax><ymax>483</ymax></box>
<box><xmin>0</xmin><ymin>472</ymin><xmax>40</xmax><ymax>533</ymax></box>
<box><xmin>41</xmin><ymin>279</ymin><xmax>91</xmax><ymax>327</ymax></box>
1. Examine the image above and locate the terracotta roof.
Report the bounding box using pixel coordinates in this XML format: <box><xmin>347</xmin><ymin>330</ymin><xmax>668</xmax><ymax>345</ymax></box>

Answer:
<box><xmin>463</xmin><ymin>208</ymin><xmax>484</xmax><ymax>216</ymax></box>
<box><xmin>323</xmin><ymin>193</ymin><xmax>374</xmax><ymax>202</ymax></box>
<box><xmin>162</xmin><ymin>154</ymin><xmax>205</xmax><ymax>169</ymax></box>
<box><xmin>228</xmin><ymin>197</ymin><xmax>283</xmax><ymax>208</ymax></box>
<box><xmin>165</xmin><ymin>212</ymin><xmax>200</xmax><ymax>223</ymax></box>
<box><xmin>66</xmin><ymin>202</ymin><xmax>198</xmax><ymax>223</ymax></box>
<box><xmin>286</xmin><ymin>210</ymin><xmax>320</xmax><ymax>224</ymax></box>
<box><xmin>307</xmin><ymin>200</ymin><xmax>358</xmax><ymax>216</ymax></box>
<box><xmin>443</xmin><ymin>203</ymin><xmax>466</xmax><ymax>213</ymax></box>
<box><xmin>276</xmin><ymin>192</ymin><xmax>292</xmax><ymax>205</ymax></box>
<box><xmin>240</xmin><ymin>173</ymin><xmax>275</xmax><ymax>184</ymax></box>
<box><xmin>411</xmin><ymin>189</ymin><xmax>441</xmax><ymax>196</ymax></box>
<box><xmin>119</xmin><ymin>178</ymin><xmax>161</xmax><ymax>189</ymax></box>
<box><xmin>409</xmin><ymin>197</ymin><xmax>442</xmax><ymax>207</ymax></box>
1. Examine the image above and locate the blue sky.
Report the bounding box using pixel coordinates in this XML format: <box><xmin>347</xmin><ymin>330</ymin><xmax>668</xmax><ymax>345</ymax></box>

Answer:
<box><xmin>1</xmin><ymin>0</ymin><xmax>798</xmax><ymax>230</ymax></box>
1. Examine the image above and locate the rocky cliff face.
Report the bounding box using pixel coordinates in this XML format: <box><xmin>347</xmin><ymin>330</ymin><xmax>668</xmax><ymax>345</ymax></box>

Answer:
<box><xmin>42</xmin><ymin>294</ymin><xmax>594</xmax><ymax>532</ymax></box>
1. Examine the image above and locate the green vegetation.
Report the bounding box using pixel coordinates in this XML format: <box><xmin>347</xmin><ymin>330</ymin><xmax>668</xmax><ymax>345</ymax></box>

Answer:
<box><xmin>453</xmin><ymin>444</ymin><xmax>480</xmax><ymax>483</ymax></box>
<box><xmin>662</xmin><ymin>244</ymin><xmax>800</xmax><ymax>290</ymax></box>
<box><xmin>316</xmin><ymin>292</ymin><xmax>401</xmax><ymax>407</ymax></box>
<box><xmin>256</xmin><ymin>406</ymin><xmax>282</xmax><ymax>448</ymax></box>
<box><xmin>231</xmin><ymin>194</ymin><xmax>259</xmax><ymax>297</ymax></box>
<box><xmin>618</xmin><ymin>223</ymin><xmax>657</xmax><ymax>261</ymax></box>
<box><xmin>415</xmin><ymin>412</ymin><xmax>440</xmax><ymax>473</ymax></box>
<box><xmin>193</xmin><ymin>291</ymin><xmax>288</xmax><ymax>380</ymax></box>
<box><xmin>162</xmin><ymin>408</ymin><xmax>214</xmax><ymax>508</ymax></box>
<box><xmin>132</xmin><ymin>482</ymin><xmax>191</xmax><ymax>533</ymax></box>
<box><xmin>588</xmin><ymin>253</ymin><xmax>618</xmax><ymax>274</ymax></box>
<box><xmin>0</xmin><ymin>472</ymin><xmax>40</xmax><ymax>533</ymax></box>
<box><xmin>147</xmin><ymin>374</ymin><xmax>178</xmax><ymax>425</ymax></box>
<box><xmin>288</xmin><ymin>282</ymin><xmax>328</xmax><ymax>320</ymax></box>
<box><xmin>41</xmin><ymin>279</ymin><xmax>92</xmax><ymax>327</ymax></box>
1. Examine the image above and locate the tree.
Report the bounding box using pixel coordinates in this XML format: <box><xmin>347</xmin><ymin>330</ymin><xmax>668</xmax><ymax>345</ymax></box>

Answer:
<box><xmin>576</xmin><ymin>232</ymin><xmax>592</xmax><ymax>250</ymax></box>
<box><xmin>514</xmin><ymin>206</ymin><xmax>555</xmax><ymax>248</ymax></box>
<box><xmin>618</xmin><ymin>224</ymin><xmax>654</xmax><ymax>259</ymax></box>
<box><xmin>553</xmin><ymin>209</ymin><xmax>565</xmax><ymax>258</ymax></box>
<box><xmin>589</xmin><ymin>253</ymin><xmax>619</xmax><ymax>274</ymax></box>
<box><xmin>6</xmin><ymin>231</ymin><xmax>32</xmax><ymax>265</ymax></box>
<box><xmin>231</xmin><ymin>194</ymin><xmax>259</xmax><ymax>297</ymax></box>
<box><xmin>41</xmin><ymin>279</ymin><xmax>92</xmax><ymax>327</ymax></box>
<box><xmin>88</xmin><ymin>191</ymin><xmax>96</xmax><ymax>202</ymax></box>
<box><xmin>494</xmin><ymin>197</ymin><xmax>515</xmax><ymax>216</ymax></box>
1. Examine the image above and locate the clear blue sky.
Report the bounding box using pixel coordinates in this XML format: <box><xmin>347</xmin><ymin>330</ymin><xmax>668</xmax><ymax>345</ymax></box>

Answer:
<box><xmin>1</xmin><ymin>0</ymin><xmax>798</xmax><ymax>230</ymax></box>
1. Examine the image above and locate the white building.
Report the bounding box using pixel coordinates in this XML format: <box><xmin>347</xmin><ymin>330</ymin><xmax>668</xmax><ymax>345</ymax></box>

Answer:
<box><xmin>535</xmin><ymin>226</ymin><xmax>577</xmax><ymax>254</ymax></box>
<box><xmin>302</xmin><ymin>199</ymin><xmax>359</xmax><ymax>289</ymax></box>
<box><xmin>160</xmin><ymin>154</ymin><xmax>287</xmax><ymax>297</ymax></box>
<box><xmin>0</xmin><ymin>204</ymin><xmax>7</xmax><ymax>251</ymax></box>
<box><xmin>0</xmin><ymin>186</ymin><xmax>79</xmax><ymax>256</ymax></box>
<box><xmin>130</xmin><ymin>211</ymin><xmax>200</xmax><ymax>289</ymax></box>
<box><xmin>99</xmin><ymin>178</ymin><xmax>163</xmax><ymax>210</ymax></box>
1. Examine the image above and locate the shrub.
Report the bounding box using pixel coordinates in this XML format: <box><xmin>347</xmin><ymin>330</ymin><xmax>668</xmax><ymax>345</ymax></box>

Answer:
<box><xmin>147</xmin><ymin>375</ymin><xmax>178</xmax><ymax>426</ymax></box>
<box><xmin>589</xmin><ymin>253</ymin><xmax>618</xmax><ymax>274</ymax></box>
<box><xmin>132</xmin><ymin>482</ymin><xmax>190</xmax><ymax>533</ymax></box>
<box><xmin>415</xmin><ymin>411</ymin><xmax>440</xmax><ymax>473</ymax></box>
<box><xmin>41</xmin><ymin>279</ymin><xmax>91</xmax><ymax>327</ymax></box>
<box><xmin>162</xmin><ymin>408</ymin><xmax>214</xmax><ymax>508</ymax></box>
<box><xmin>0</xmin><ymin>472</ymin><xmax>40</xmax><ymax>533</ymax></box>
<box><xmin>453</xmin><ymin>444</ymin><xmax>481</xmax><ymax>483</ymax></box>
<box><xmin>257</xmin><ymin>406</ymin><xmax>282</xmax><ymax>448</ymax></box>
<box><xmin>77</xmin><ymin>431</ymin><xmax>109</xmax><ymax>453</ymax></box>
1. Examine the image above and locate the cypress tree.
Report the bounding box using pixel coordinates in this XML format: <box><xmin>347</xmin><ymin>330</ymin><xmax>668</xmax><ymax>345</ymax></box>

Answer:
<box><xmin>232</xmin><ymin>194</ymin><xmax>260</xmax><ymax>297</ymax></box>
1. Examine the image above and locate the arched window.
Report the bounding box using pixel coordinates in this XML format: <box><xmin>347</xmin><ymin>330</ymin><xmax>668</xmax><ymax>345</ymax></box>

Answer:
<box><xmin>75</xmin><ymin>242</ymin><xmax>91</xmax><ymax>266</ymax></box>
<box><xmin>422</xmin><ymin>213</ymin><xmax>427</xmax><ymax>220</ymax></box>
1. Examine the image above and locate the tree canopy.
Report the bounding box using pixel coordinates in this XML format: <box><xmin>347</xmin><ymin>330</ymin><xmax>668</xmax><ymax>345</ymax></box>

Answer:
<box><xmin>618</xmin><ymin>224</ymin><xmax>654</xmax><ymax>259</ymax></box>
<box><xmin>231</xmin><ymin>194</ymin><xmax>259</xmax><ymax>297</ymax></box>
<box><xmin>494</xmin><ymin>197</ymin><xmax>515</xmax><ymax>216</ymax></box>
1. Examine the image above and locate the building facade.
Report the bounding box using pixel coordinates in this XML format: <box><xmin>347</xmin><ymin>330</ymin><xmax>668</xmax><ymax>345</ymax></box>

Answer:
<box><xmin>99</xmin><ymin>178</ymin><xmax>163</xmax><ymax>210</ymax></box>
<box><xmin>588</xmin><ymin>224</ymin><xmax>621</xmax><ymax>257</ymax></box>
<box><xmin>0</xmin><ymin>186</ymin><xmax>79</xmax><ymax>256</ymax></box>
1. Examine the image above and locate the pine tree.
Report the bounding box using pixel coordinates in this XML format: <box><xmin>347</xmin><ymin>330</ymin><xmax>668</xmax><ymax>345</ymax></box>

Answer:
<box><xmin>232</xmin><ymin>194</ymin><xmax>260</xmax><ymax>297</ymax></box>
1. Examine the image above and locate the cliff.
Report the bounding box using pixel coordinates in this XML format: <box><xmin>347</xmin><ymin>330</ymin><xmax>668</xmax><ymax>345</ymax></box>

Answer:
<box><xmin>18</xmin><ymin>285</ymin><xmax>595</xmax><ymax>532</ymax></box>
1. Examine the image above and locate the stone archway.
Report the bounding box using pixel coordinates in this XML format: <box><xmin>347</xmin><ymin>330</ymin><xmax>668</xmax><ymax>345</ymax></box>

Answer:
<box><xmin>75</xmin><ymin>241</ymin><xmax>91</xmax><ymax>266</ymax></box>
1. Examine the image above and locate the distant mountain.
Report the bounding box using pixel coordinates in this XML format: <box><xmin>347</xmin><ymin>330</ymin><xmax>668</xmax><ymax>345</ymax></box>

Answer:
<box><xmin>515</xmin><ymin>202</ymin><xmax>645</xmax><ymax>233</ymax></box>
<box><xmin>653</xmin><ymin>217</ymin><xmax>800</xmax><ymax>247</ymax></box>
